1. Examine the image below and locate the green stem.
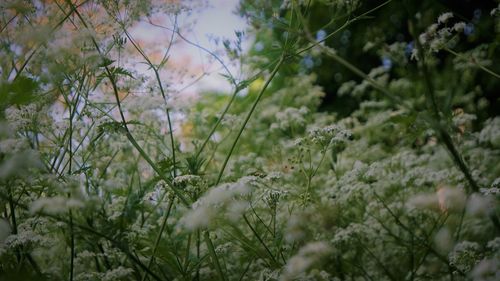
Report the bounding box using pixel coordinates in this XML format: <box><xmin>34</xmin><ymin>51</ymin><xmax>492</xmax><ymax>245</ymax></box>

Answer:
<box><xmin>411</xmin><ymin>23</ymin><xmax>480</xmax><ymax>193</ymax></box>
<box><xmin>65</xmin><ymin>0</ymin><xmax>190</xmax><ymax>206</ymax></box>
<box><xmin>195</xmin><ymin>88</ymin><xmax>240</xmax><ymax>159</ymax></box>
<box><xmin>445</xmin><ymin>47</ymin><xmax>500</xmax><ymax>79</ymax></box>
<box><xmin>243</xmin><ymin>214</ymin><xmax>279</xmax><ymax>267</ymax></box>
<box><xmin>204</xmin><ymin>231</ymin><xmax>226</xmax><ymax>281</ymax></box>
<box><xmin>141</xmin><ymin>196</ymin><xmax>175</xmax><ymax>281</ymax></box>
<box><xmin>215</xmin><ymin>54</ymin><xmax>286</xmax><ymax>185</ymax></box>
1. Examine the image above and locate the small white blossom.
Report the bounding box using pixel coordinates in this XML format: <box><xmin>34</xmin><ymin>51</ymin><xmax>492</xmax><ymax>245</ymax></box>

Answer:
<box><xmin>281</xmin><ymin>241</ymin><xmax>331</xmax><ymax>281</ymax></box>
<box><xmin>438</xmin><ymin>12</ymin><xmax>454</xmax><ymax>24</ymax></box>
<box><xmin>449</xmin><ymin>241</ymin><xmax>482</xmax><ymax>272</ymax></box>
<box><xmin>102</xmin><ymin>266</ymin><xmax>134</xmax><ymax>281</ymax></box>
<box><xmin>30</xmin><ymin>196</ymin><xmax>84</xmax><ymax>215</ymax></box>
<box><xmin>469</xmin><ymin>258</ymin><xmax>500</xmax><ymax>281</ymax></box>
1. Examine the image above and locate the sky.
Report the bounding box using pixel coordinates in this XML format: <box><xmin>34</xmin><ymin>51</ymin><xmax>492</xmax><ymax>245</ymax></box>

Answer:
<box><xmin>130</xmin><ymin>0</ymin><xmax>249</xmax><ymax>100</ymax></box>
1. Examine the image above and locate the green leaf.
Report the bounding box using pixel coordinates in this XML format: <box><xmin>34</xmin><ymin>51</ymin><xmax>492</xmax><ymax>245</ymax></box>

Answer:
<box><xmin>98</xmin><ymin>57</ymin><xmax>115</xmax><ymax>67</ymax></box>
<box><xmin>110</xmin><ymin>66</ymin><xmax>135</xmax><ymax>79</ymax></box>
<box><xmin>0</xmin><ymin>76</ymin><xmax>38</xmax><ymax>107</ymax></box>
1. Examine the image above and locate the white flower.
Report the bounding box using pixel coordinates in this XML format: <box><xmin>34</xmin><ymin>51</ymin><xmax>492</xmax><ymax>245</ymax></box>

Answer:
<box><xmin>179</xmin><ymin>176</ymin><xmax>259</xmax><ymax>230</ymax></box>
<box><xmin>449</xmin><ymin>241</ymin><xmax>482</xmax><ymax>272</ymax></box>
<box><xmin>173</xmin><ymin>174</ymin><xmax>202</xmax><ymax>186</ymax></box>
<box><xmin>281</xmin><ymin>241</ymin><xmax>331</xmax><ymax>281</ymax></box>
<box><xmin>466</xmin><ymin>193</ymin><xmax>495</xmax><ymax>216</ymax></box>
<box><xmin>469</xmin><ymin>258</ymin><xmax>499</xmax><ymax>281</ymax></box>
<box><xmin>487</xmin><ymin>237</ymin><xmax>500</xmax><ymax>253</ymax></box>
<box><xmin>30</xmin><ymin>196</ymin><xmax>84</xmax><ymax>215</ymax></box>
<box><xmin>102</xmin><ymin>266</ymin><xmax>134</xmax><ymax>281</ymax></box>
<box><xmin>406</xmin><ymin>193</ymin><xmax>439</xmax><ymax>211</ymax></box>
<box><xmin>438</xmin><ymin>12</ymin><xmax>454</xmax><ymax>24</ymax></box>
<box><xmin>307</xmin><ymin>124</ymin><xmax>352</xmax><ymax>148</ymax></box>
<box><xmin>271</xmin><ymin>106</ymin><xmax>309</xmax><ymax>132</ymax></box>
<box><xmin>453</xmin><ymin>22</ymin><xmax>466</xmax><ymax>32</ymax></box>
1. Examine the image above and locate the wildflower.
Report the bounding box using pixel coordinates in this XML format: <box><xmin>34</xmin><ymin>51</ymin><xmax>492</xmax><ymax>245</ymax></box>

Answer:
<box><xmin>281</xmin><ymin>241</ymin><xmax>331</xmax><ymax>280</ymax></box>
<box><xmin>271</xmin><ymin>106</ymin><xmax>309</xmax><ymax>132</ymax></box>
<box><xmin>173</xmin><ymin>174</ymin><xmax>202</xmax><ymax>187</ymax></box>
<box><xmin>30</xmin><ymin>196</ymin><xmax>84</xmax><ymax>215</ymax></box>
<box><xmin>179</xmin><ymin>176</ymin><xmax>260</xmax><ymax>230</ymax></box>
<box><xmin>382</xmin><ymin>57</ymin><xmax>392</xmax><ymax>70</ymax></box>
<box><xmin>302</xmin><ymin>55</ymin><xmax>314</xmax><ymax>69</ymax></box>
<box><xmin>406</xmin><ymin>193</ymin><xmax>440</xmax><ymax>211</ymax></box>
<box><xmin>470</xmin><ymin>259</ymin><xmax>500</xmax><ymax>281</ymax></box>
<box><xmin>453</xmin><ymin>22</ymin><xmax>466</xmax><ymax>32</ymax></box>
<box><xmin>449</xmin><ymin>241</ymin><xmax>482</xmax><ymax>272</ymax></box>
<box><xmin>316</xmin><ymin>29</ymin><xmax>327</xmax><ymax>41</ymax></box>
<box><xmin>102</xmin><ymin>266</ymin><xmax>134</xmax><ymax>281</ymax></box>
<box><xmin>487</xmin><ymin>237</ymin><xmax>500</xmax><ymax>253</ymax></box>
<box><xmin>307</xmin><ymin>124</ymin><xmax>352</xmax><ymax>149</ymax></box>
<box><xmin>478</xmin><ymin>118</ymin><xmax>500</xmax><ymax>147</ymax></box>
<box><xmin>464</xmin><ymin>23</ymin><xmax>475</xmax><ymax>36</ymax></box>
<box><xmin>438</xmin><ymin>12</ymin><xmax>454</xmax><ymax>24</ymax></box>
<box><xmin>466</xmin><ymin>193</ymin><xmax>495</xmax><ymax>216</ymax></box>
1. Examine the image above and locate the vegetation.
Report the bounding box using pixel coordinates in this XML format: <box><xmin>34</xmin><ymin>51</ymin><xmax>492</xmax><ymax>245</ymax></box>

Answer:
<box><xmin>0</xmin><ymin>0</ymin><xmax>499</xmax><ymax>280</ymax></box>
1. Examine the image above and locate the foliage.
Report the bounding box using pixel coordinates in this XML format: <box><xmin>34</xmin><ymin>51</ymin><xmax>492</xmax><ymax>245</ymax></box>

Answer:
<box><xmin>0</xmin><ymin>0</ymin><xmax>499</xmax><ymax>281</ymax></box>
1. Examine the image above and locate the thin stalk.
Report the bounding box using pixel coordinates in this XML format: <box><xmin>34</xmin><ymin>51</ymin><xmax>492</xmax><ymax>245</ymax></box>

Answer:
<box><xmin>204</xmin><ymin>231</ymin><xmax>226</xmax><ymax>281</ymax></box>
<box><xmin>411</xmin><ymin>23</ymin><xmax>480</xmax><ymax>193</ymax></box>
<box><xmin>122</xmin><ymin>29</ymin><xmax>178</xmax><ymax>178</ymax></box>
<box><xmin>298</xmin><ymin>3</ymin><xmax>480</xmax><ymax>194</ymax></box>
<box><xmin>243</xmin><ymin>214</ymin><xmax>280</xmax><ymax>267</ymax></box>
<box><xmin>444</xmin><ymin>47</ymin><xmax>500</xmax><ymax>79</ymax></box>
<box><xmin>195</xmin><ymin>87</ymin><xmax>240</xmax><ymax>159</ymax></box>
<box><xmin>69</xmin><ymin>210</ymin><xmax>75</xmax><ymax>281</ymax></box>
<box><xmin>12</xmin><ymin>0</ymin><xmax>90</xmax><ymax>81</ymax></box>
<box><xmin>141</xmin><ymin>195</ymin><xmax>175</xmax><ymax>281</ymax></box>
<box><xmin>0</xmin><ymin>191</ymin><xmax>165</xmax><ymax>281</ymax></box>
<box><xmin>183</xmin><ymin>234</ymin><xmax>192</xmax><ymax>271</ymax></box>
<box><xmin>7</xmin><ymin>185</ymin><xmax>21</xmax><ymax>263</ymax></box>
<box><xmin>215</xmin><ymin>54</ymin><xmax>286</xmax><ymax>185</ymax></box>
<box><xmin>65</xmin><ymin>0</ymin><xmax>190</xmax><ymax>206</ymax></box>
<box><xmin>196</xmin><ymin>230</ymin><xmax>200</xmax><ymax>281</ymax></box>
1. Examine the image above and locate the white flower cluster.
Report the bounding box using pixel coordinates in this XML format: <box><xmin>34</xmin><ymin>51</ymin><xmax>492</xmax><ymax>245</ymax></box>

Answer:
<box><xmin>179</xmin><ymin>176</ymin><xmax>261</xmax><ymax>230</ymax></box>
<box><xmin>281</xmin><ymin>241</ymin><xmax>331</xmax><ymax>281</ymax></box>
<box><xmin>470</xmin><ymin>258</ymin><xmax>500</xmax><ymax>281</ymax></box>
<box><xmin>270</xmin><ymin>106</ymin><xmax>309</xmax><ymax>133</ymax></box>
<box><xmin>453</xmin><ymin>44</ymin><xmax>493</xmax><ymax>71</ymax></box>
<box><xmin>75</xmin><ymin>266</ymin><xmax>134</xmax><ymax>281</ymax></box>
<box><xmin>449</xmin><ymin>241</ymin><xmax>482</xmax><ymax>272</ymax></box>
<box><xmin>173</xmin><ymin>174</ymin><xmax>202</xmax><ymax>187</ymax></box>
<box><xmin>416</xmin><ymin>12</ymin><xmax>472</xmax><ymax>54</ymax></box>
<box><xmin>307</xmin><ymin>125</ymin><xmax>352</xmax><ymax>149</ymax></box>
<box><xmin>263</xmin><ymin>188</ymin><xmax>288</xmax><ymax>208</ymax></box>
<box><xmin>406</xmin><ymin>186</ymin><xmax>466</xmax><ymax>213</ymax></box>
<box><xmin>478</xmin><ymin>117</ymin><xmax>500</xmax><ymax>147</ymax></box>
<box><xmin>3</xmin><ymin>230</ymin><xmax>43</xmax><ymax>251</ymax></box>
<box><xmin>331</xmin><ymin>223</ymin><xmax>373</xmax><ymax>245</ymax></box>
<box><xmin>30</xmin><ymin>196</ymin><xmax>84</xmax><ymax>215</ymax></box>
